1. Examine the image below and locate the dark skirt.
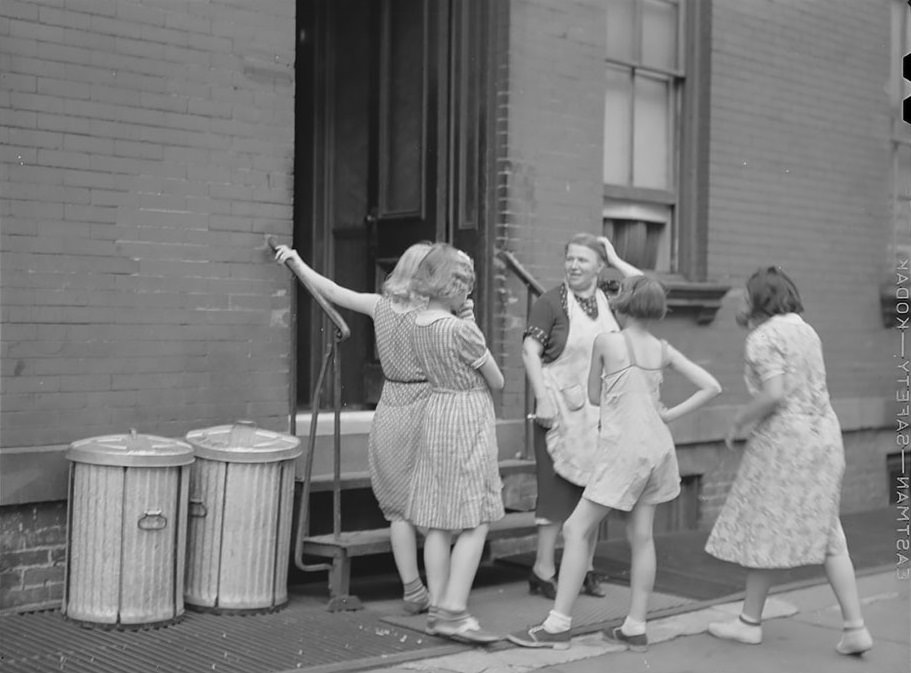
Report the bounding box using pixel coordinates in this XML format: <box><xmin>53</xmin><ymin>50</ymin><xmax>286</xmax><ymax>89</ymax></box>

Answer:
<box><xmin>533</xmin><ymin>424</ymin><xmax>584</xmax><ymax>523</ymax></box>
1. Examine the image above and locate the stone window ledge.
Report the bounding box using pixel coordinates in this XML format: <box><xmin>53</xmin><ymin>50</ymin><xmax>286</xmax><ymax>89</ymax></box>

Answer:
<box><xmin>663</xmin><ymin>279</ymin><xmax>732</xmax><ymax>325</ymax></box>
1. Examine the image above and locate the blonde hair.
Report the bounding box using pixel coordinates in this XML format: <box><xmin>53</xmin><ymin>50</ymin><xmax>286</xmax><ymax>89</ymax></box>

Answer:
<box><xmin>411</xmin><ymin>243</ymin><xmax>475</xmax><ymax>302</ymax></box>
<box><xmin>610</xmin><ymin>275</ymin><xmax>667</xmax><ymax>320</ymax></box>
<box><xmin>382</xmin><ymin>242</ymin><xmax>433</xmax><ymax>303</ymax></box>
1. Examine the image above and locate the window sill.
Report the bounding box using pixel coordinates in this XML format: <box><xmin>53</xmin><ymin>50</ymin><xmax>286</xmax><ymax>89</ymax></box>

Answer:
<box><xmin>663</xmin><ymin>279</ymin><xmax>732</xmax><ymax>325</ymax></box>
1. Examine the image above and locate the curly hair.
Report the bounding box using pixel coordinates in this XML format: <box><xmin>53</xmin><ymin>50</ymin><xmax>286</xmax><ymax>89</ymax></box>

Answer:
<box><xmin>610</xmin><ymin>274</ymin><xmax>667</xmax><ymax>320</ymax></box>
<box><xmin>410</xmin><ymin>243</ymin><xmax>475</xmax><ymax>302</ymax></box>
<box><xmin>382</xmin><ymin>242</ymin><xmax>433</xmax><ymax>303</ymax></box>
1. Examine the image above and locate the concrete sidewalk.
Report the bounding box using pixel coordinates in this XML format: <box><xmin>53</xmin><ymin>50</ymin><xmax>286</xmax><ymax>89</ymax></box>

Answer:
<box><xmin>364</xmin><ymin>571</ymin><xmax>909</xmax><ymax>673</ymax></box>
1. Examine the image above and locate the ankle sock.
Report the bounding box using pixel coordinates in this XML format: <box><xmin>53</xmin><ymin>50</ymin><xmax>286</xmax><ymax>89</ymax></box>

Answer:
<box><xmin>843</xmin><ymin>620</ymin><xmax>865</xmax><ymax>631</ymax></box>
<box><xmin>739</xmin><ymin>614</ymin><xmax>761</xmax><ymax>627</ymax></box>
<box><xmin>621</xmin><ymin>616</ymin><xmax>646</xmax><ymax>636</ymax></box>
<box><xmin>542</xmin><ymin>610</ymin><xmax>572</xmax><ymax>633</ymax></box>
<box><xmin>403</xmin><ymin>578</ymin><xmax>429</xmax><ymax>603</ymax></box>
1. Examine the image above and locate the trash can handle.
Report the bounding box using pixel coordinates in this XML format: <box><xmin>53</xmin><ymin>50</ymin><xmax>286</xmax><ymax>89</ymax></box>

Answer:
<box><xmin>138</xmin><ymin>510</ymin><xmax>168</xmax><ymax>530</ymax></box>
<box><xmin>189</xmin><ymin>499</ymin><xmax>208</xmax><ymax>518</ymax></box>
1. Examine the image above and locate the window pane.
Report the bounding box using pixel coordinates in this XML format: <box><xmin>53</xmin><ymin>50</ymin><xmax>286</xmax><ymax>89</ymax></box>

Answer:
<box><xmin>604</xmin><ymin>66</ymin><xmax>633</xmax><ymax>185</ymax></box>
<box><xmin>606</xmin><ymin>0</ymin><xmax>635</xmax><ymax>62</ymax></box>
<box><xmin>641</xmin><ymin>0</ymin><xmax>678</xmax><ymax>71</ymax></box>
<box><xmin>632</xmin><ymin>75</ymin><xmax>670</xmax><ymax>189</ymax></box>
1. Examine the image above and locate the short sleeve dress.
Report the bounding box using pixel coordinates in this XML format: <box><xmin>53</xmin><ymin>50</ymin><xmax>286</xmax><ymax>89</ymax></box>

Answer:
<box><xmin>705</xmin><ymin>313</ymin><xmax>847</xmax><ymax>568</ymax></box>
<box><xmin>406</xmin><ymin>314</ymin><xmax>505</xmax><ymax>531</ymax></box>
<box><xmin>368</xmin><ymin>297</ymin><xmax>431</xmax><ymax>522</ymax></box>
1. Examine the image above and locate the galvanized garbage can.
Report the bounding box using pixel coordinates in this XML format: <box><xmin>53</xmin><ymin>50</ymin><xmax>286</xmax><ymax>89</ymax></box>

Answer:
<box><xmin>184</xmin><ymin>421</ymin><xmax>301</xmax><ymax>613</ymax></box>
<box><xmin>63</xmin><ymin>430</ymin><xmax>194</xmax><ymax>628</ymax></box>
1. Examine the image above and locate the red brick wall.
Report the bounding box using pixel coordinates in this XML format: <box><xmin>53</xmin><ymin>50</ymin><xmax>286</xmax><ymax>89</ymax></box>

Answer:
<box><xmin>1</xmin><ymin>0</ymin><xmax>296</xmax><ymax>449</ymax></box>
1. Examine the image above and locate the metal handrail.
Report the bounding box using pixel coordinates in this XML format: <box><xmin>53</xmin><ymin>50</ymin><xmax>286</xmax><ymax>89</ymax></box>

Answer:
<box><xmin>496</xmin><ymin>249</ymin><xmax>544</xmax><ymax>459</ymax></box>
<box><xmin>267</xmin><ymin>237</ymin><xmax>350</xmax><ymax>575</ymax></box>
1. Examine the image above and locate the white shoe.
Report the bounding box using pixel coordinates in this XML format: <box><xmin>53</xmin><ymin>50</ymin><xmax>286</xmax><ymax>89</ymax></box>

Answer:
<box><xmin>836</xmin><ymin>626</ymin><xmax>873</xmax><ymax>655</ymax></box>
<box><xmin>708</xmin><ymin>617</ymin><xmax>762</xmax><ymax>645</ymax></box>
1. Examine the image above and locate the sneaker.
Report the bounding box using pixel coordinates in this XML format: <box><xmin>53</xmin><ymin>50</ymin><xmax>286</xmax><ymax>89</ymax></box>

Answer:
<box><xmin>836</xmin><ymin>626</ymin><xmax>873</xmax><ymax>656</ymax></box>
<box><xmin>603</xmin><ymin>626</ymin><xmax>648</xmax><ymax>652</ymax></box>
<box><xmin>708</xmin><ymin>617</ymin><xmax>763</xmax><ymax>645</ymax></box>
<box><xmin>507</xmin><ymin>624</ymin><xmax>571</xmax><ymax>650</ymax></box>
<box><xmin>433</xmin><ymin>613</ymin><xmax>501</xmax><ymax>644</ymax></box>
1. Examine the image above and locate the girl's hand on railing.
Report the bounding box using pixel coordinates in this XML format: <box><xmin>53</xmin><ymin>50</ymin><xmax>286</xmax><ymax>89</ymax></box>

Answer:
<box><xmin>274</xmin><ymin>244</ymin><xmax>301</xmax><ymax>265</ymax></box>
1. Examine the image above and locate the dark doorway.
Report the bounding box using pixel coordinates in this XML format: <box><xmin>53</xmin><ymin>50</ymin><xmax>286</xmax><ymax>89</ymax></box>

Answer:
<box><xmin>295</xmin><ymin>0</ymin><xmax>499</xmax><ymax>409</ymax></box>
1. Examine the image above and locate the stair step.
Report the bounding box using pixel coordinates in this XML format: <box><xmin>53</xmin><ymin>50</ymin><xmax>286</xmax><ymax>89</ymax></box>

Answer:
<box><xmin>299</xmin><ymin>511</ymin><xmax>537</xmax><ymax>558</ymax></box>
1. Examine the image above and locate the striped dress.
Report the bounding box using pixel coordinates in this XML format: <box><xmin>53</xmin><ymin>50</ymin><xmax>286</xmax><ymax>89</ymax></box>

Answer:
<box><xmin>406</xmin><ymin>314</ymin><xmax>504</xmax><ymax>530</ymax></box>
<box><xmin>368</xmin><ymin>297</ymin><xmax>431</xmax><ymax>522</ymax></box>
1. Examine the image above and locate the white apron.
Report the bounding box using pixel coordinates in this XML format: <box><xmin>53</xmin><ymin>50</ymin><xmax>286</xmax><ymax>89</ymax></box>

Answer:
<box><xmin>541</xmin><ymin>286</ymin><xmax>618</xmax><ymax>486</ymax></box>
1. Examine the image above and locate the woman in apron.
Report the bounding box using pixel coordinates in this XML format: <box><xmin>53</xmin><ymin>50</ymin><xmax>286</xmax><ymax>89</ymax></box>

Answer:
<box><xmin>521</xmin><ymin>233</ymin><xmax>641</xmax><ymax>598</ymax></box>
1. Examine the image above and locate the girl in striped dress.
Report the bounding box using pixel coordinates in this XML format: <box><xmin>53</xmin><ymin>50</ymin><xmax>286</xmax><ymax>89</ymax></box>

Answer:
<box><xmin>407</xmin><ymin>243</ymin><xmax>505</xmax><ymax>644</ymax></box>
<box><xmin>274</xmin><ymin>242</ymin><xmax>433</xmax><ymax>614</ymax></box>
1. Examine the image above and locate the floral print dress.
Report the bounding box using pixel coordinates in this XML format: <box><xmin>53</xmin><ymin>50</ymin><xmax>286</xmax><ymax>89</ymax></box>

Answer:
<box><xmin>705</xmin><ymin>313</ymin><xmax>846</xmax><ymax>568</ymax></box>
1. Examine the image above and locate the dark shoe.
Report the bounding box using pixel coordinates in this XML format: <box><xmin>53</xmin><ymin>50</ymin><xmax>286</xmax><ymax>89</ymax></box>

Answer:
<box><xmin>528</xmin><ymin>570</ymin><xmax>557</xmax><ymax>599</ymax></box>
<box><xmin>581</xmin><ymin>570</ymin><xmax>606</xmax><ymax>597</ymax></box>
<box><xmin>403</xmin><ymin>592</ymin><xmax>431</xmax><ymax>615</ymax></box>
<box><xmin>603</xmin><ymin>626</ymin><xmax>648</xmax><ymax>652</ymax></box>
<box><xmin>507</xmin><ymin>624</ymin><xmax>571</xmax><ymax>650</ymax></box>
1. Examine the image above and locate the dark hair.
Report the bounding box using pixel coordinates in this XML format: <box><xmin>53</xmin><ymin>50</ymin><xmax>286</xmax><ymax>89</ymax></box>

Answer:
<box><xmin>610</xmin><ymin>275</ymin><xmax>667</xmax><ymax>320</ymax></box>
<box><xmin>744</xmin><ymin>266</ymin><xmax>804</xmax><ymax>321</ymax></box>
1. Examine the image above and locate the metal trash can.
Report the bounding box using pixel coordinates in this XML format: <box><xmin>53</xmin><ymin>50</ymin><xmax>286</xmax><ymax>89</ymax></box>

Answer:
<box><xmin>63</xmin><ymin>430</ymin><xmax>194</xmax><ymax>628</ymax></box>
<box><xmin>184</xmin><ymin>421</ymin><xmax>301</xmax><ymax>613</ymax></box>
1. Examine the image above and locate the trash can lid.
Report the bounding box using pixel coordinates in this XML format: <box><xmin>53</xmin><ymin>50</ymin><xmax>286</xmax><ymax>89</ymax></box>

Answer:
<box><xmin>67</xmin><ymin>430</ymin><xmax>195</xmax><ymax>468</ymax></box>
<box><xmin>185</xmin><ymin>421</ymin><xmax>302</xmax><ymax>463</ymax></box>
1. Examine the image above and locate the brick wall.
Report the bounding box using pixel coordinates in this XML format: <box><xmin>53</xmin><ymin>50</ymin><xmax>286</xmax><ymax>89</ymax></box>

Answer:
<box><xmin>706</xmin><ymin>0</ymin><xmax>893</xmax><ymax>399</ymax></box>
<box><xmin>1</xmin><ymin>0</ymin><xmax>296</xmax><ymax>609</ymax></box>
<box><xmin>0</xmin><ymin>502</ymin><xmax>67</xmax><ymax>613</ymax></box>
<box><xmin>1</xmin><ymin>1</ymin><xmax>295</xmax><ymax>457</ymax></box>
<box><xmin>495</xmin><ymin>0</ymin><xmax>607</xmax><ymax>418</ymax></box>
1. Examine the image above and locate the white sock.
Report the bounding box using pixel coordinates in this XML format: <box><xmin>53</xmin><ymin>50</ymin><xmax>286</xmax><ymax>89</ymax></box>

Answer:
<box><xmin>621</xmin><ymin>616</ymin><xmax>646</xmax><ymax>636</ymax></box>
<box><xmin>542</xmin><ymin>610</ymin><xmax>572</xmax><ymax>633</ymax></box>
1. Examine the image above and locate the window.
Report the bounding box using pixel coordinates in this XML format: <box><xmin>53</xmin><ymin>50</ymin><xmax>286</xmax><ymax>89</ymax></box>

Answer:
<box><xmin>603</xmin><ymin>0</ymin><xmax>685</xmax><ymax>273</ymax></box>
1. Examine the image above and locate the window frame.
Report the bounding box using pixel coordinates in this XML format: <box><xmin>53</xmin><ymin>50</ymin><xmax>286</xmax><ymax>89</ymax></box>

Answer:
<box><xmin>602</xmin><ymin>0</ymin><xmax>711</xmax><ymax>282</ymax></box>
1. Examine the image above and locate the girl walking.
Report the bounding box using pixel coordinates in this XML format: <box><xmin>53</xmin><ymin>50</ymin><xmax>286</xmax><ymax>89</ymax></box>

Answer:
<box><xmin>407</xmin><ymin>243</ymin><xmax>505</xmax><ymax>644</ymax></box>
<box><xmin>705</xmin><ymin>266</ymin><xmax>873</xmax><ymax>656</ymax></box>
<box><xmin>274</xmin><ymin>242</ymin><xmax>433</xmax><ymax>614</ymax></box>
<box><xmin>509</xmin><ymin>276</ymin><xmax>721</xmax><ymax>651</ymax></box>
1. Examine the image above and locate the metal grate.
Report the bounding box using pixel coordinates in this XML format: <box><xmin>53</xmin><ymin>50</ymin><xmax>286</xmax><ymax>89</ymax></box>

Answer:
<box><xmin>0</xmin><ymin>600</ymin><xmax>447</xmax><ymax>673</ymax></box>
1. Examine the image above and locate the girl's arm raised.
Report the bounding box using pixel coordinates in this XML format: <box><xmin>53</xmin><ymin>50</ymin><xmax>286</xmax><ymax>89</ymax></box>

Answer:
<box><xmin>275</xmin><ymin>245</ymin><xmax>379</xmax><ymax>317</ymax></box>
<box><xmin>660</xmin><ymin>344</ymin><xmax>722</xmax><ymax>423</ymax></box>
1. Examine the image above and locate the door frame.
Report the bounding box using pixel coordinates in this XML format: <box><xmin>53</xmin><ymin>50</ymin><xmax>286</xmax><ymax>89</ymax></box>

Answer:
<box><xmin>293</xmin><ymin>0</ymin><xmax>504</xmax><ymax>411</ymax></box>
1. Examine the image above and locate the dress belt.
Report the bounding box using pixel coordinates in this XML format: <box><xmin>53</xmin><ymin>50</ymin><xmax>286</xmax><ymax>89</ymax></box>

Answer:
<box><xmin>385</xmin><ymin>378</ymin><xmax>429</xmax><ymax>384</ymax></box>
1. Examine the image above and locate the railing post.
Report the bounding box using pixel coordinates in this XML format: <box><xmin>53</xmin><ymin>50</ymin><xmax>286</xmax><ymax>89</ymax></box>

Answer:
<box><xmin>331</xmin><ymin>333</ymin><xmax>342</xmax><ymax>540</ymax></box>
